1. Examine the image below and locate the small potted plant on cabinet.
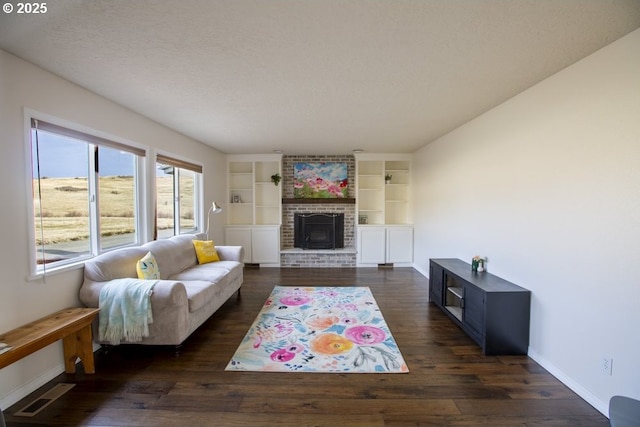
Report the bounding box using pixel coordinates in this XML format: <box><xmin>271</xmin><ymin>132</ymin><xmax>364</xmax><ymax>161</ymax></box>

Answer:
<box><xmin>271</xmin><ymin>173</ymin><xmax>281</xmax><ymax>186</ymax></box>
<box><xmin>385</xmin><ymin>174</ymin><xmax>392</xmax><ymax>184</ymax></box>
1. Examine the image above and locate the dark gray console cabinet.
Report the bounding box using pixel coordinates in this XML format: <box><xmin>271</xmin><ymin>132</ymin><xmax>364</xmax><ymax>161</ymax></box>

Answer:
<box><xmin>429</xmin><ymin>258</ymin><xmax>531</xmax><ymax>355</ymax></box>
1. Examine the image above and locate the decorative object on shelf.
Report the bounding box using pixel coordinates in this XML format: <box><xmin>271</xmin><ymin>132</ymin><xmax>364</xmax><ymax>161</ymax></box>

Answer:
<box><xmin>471</xmin><ymin>255</ymin><xmax>486</xmax><ymax>273</ymax></box>
<box><xmin>293</xmin><ymin>162</ymin><xmax>348</xmax><ymax>198</ymax></box>
<box><xmin>270</xmin><ymin>173</ymin><xmax>281</xmax><ymax>186</ymax></box>
<box><xmin>385</xmin><ymin>173</ymin><xmax>392</xmax><ymax>184</ymax></box>
<box><xmin>232</xmin><ymin>194</ymin><xmax>241</xmax><ymax>203</ymax></box>
<box><xmin>204</xmin><ymin>201</ymin><xmax>222</xmax><ymax>239</ymax></box>
<box><xmin>358</xmin><ymin>214</ymin><xmax>368</xmax><ymax>224</ymax></box>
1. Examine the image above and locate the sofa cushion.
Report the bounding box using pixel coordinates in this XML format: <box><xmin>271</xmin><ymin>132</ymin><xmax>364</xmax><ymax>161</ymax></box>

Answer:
<box><xmin>142</xmin><ymin>234</ymin><xmax>201</xmax><ymax>278</ymax></box>
<box><xmin>169</xmin><ymin>263</ymin><xmax>231</xmax><ymax>283</ymax></box>
<box><xmin>206</xmin><ymin>260</ymin><xmax>243</xmax><ymax>272</ymax></box>
<box><xmin>84</xmin><ymin>247</ymin><xmax>148</xmax><ymax>282</ymax></box>
<box><xmin>192</xmin><ymin>240</ymin><xmax>220</xmax><ymax>264</ymax></box>
<box><xmin>181</xmin><ymin>278</ymin><xmax>227</xmax><ymax>312</ymax></box>
<box><xmin>136</xmin><ymin>251</ymin><xmax>161</xmax><ymax>279</ymax></box>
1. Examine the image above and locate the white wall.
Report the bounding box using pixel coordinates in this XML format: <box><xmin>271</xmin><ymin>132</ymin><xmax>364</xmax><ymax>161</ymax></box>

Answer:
<box><xmin>0</xmin><ymin>50</ymin><xmax>227</xmax><ymax>408</ymax></box>
<box><xmin>413</xmin><ymin>28</ymin><xmax>640</xmax><ymax>415</ymax></box>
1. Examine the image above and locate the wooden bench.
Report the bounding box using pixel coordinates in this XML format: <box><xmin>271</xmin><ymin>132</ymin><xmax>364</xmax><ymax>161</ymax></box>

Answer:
<box><xmin>0</xmin><ymin>308</ymin><xmax>99</xmax><ymax>374</ymax></box>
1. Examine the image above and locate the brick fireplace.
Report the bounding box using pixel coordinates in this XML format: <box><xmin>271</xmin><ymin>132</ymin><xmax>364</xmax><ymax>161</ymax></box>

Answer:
<box><xmin>280</xmin><ymin>155</ymin><xmax>357</xmax><ymax>267</ymax></box>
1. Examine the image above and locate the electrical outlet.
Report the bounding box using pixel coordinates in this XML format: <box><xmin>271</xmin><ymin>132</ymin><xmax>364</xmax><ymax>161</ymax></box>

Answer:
<box><xmin>602</xmin><ymin>356</ymin><xmax>613</xmax><ymax>376</ymax></box>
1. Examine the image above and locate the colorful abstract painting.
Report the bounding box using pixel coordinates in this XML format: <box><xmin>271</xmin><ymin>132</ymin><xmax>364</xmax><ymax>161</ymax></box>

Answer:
<box><xmin>293</xmin><ymin>162</ymin><xmax>348</xmax><ymax>198</ymax></box>
<box><xmin>226</xmin><ymin>286</ymin><xmax>409</xmax><ymax>373</ymax></box>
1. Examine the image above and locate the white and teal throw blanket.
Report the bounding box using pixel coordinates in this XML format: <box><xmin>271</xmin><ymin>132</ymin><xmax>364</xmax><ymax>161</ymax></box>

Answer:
<box><xmin>99</xmin><ymin>278</ymin><xmax>157</xmax><ymax>345</ymax></box>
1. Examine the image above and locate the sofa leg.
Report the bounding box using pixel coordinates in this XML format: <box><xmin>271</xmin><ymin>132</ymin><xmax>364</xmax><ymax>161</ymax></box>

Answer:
<box><xmin>100</xmin><ymin>344</ymin><xmax>114</xmax><ymax>355</ymax></box>
<box><xmin>236</xmin><ymin>288</ymin><xmax>242</xmax><ymax>301</ymax></box>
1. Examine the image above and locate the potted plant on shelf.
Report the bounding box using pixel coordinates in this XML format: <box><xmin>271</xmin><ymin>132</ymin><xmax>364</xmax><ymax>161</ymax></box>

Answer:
<box><xmin>270</xmin><ymin>173</ymin><xmax>281</xmax><ymax>186</ymax></box>
<box><xmin>385</xmin><ymin>174</ymin><xmax>392</xmax><ymax>184</ymax></box>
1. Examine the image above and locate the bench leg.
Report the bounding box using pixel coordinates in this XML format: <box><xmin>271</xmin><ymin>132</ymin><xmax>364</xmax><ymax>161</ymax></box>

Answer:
<box><xmin>62</xmin><ymin>324</ymin><xmax>95</xmax><ymax>374</ymax></box>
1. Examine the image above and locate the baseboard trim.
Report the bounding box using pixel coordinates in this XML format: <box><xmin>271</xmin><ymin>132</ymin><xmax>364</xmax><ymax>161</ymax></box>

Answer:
<box><xmin>413</xmin><ymin>263</ymin><xmax>429</xmax><ymax>278</ymax></box>
<box><xmin>414</xmin><ymin>262</ymin><xmax>608</xmax><ymax>418</ymax></box>
<box><xmin>0</xmin><ymin>343</ymin><xmax>100</xmax><ymax>411</ymax></box>
<box><xmin>0</xmin><ymin>363</ymin><xmax>64</xmax><ymax>410</ymax></box>
<box><xmin>527</xmin><ymin>349</ymin><xmax>608</xmax><ymax>417</ymax></box>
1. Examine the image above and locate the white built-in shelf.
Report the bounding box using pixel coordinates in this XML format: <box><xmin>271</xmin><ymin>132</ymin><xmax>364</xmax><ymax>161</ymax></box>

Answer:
<box><xmin>227</xmin><ymin>155</ymin><xmax>282</xmax><ymax>226</ymax></box>
<box><xmin>355</xmin><ymin>154</ymin><xmax>412</xmax><ymax>226</ymax></box>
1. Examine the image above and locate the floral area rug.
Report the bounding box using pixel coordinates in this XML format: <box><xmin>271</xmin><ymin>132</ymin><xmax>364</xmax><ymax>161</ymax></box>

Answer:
<box><xmin>225</xmin><ymin>286</ymin><xmax>409</xmax><ymax>373</ymax></box>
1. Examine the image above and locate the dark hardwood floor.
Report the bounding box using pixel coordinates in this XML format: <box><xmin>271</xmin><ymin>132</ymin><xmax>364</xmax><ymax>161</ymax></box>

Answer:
<box><xmin>4</xmin><ymin>268</ymin><xmax>608</xmax><ymax>426</ymax></box>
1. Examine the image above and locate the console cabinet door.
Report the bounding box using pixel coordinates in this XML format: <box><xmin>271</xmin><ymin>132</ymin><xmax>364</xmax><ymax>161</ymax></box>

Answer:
<box><xmin>429</xmin><ymin>262</ymin><xmax>444</xmax><ymax>305</ymax></box>
<box><xmin>462</xmin><ymin>283</ymin><xmax>485</xmax><ymax>344</ymax></box>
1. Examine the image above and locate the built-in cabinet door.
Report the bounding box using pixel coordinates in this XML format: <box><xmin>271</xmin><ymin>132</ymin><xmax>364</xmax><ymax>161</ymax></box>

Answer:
<box><xmin>251</xmin><ymin>227</ymin><xmax>280</xmax><ymax>264</ymax></box>
<box><xmin>357</xmin><ymin>226</ymin><xmax>413</xmax><ymax>265</ymax></box>
<box><xmin>224</xmin><ymin>228</ymin><xmax>252</xmax><ymax>263</ymax></box>
<box><xmin>386</xmin><ymin>226</ymin><xmax>413</xmax><ymax>263</ymax></box>
<box><xmin>357</xmin><ymin>227</ymin><xmax>386</xmax><ymax>264</ymax></box>
<box><xmin>225</xmin><ymin>226</ymin><xmax>280</xmax><ymax>265</ymax></box>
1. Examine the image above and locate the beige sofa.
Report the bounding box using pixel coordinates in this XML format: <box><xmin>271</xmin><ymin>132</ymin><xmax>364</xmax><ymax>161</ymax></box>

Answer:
<box><xmin>79</xmin><ymin>233</ymin><xmax>243</xmax><ymax>346</ymax></box>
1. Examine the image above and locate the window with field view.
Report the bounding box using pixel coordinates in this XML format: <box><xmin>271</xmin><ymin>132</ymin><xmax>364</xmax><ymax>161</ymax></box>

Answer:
<box><xmin>30</xmin><ymin>119</ymin><xmax>143</xmax><ymax>272</ymax></box>
<box><xmin>99</xmin><ymin>146</ymin><xmax>137</xmax><ymax>250</ymax></box>
<box><xmin>156</xmin><ymin>158</ymin><xmax>201</xmax><ymax>238</ymax></box>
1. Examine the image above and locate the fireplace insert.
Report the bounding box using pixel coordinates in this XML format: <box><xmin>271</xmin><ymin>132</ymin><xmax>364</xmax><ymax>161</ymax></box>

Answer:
<box><xmin>294</xmin><ymin>213</ymin><xmax>344</xmax><ymax>249</ymax></box>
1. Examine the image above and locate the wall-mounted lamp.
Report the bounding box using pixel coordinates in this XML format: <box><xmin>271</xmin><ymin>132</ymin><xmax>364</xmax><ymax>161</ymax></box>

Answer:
<box><xmin>205</xmin><ymin>201</ymin><xmax>222</xmax><ymax>239</ymax></box>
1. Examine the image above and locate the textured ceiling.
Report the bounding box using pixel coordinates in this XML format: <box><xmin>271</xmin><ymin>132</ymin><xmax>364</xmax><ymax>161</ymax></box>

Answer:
<box><xmin>1</xmin><ymin>0</ymin><xmax>639</xmax><ymax>155</ymax></box>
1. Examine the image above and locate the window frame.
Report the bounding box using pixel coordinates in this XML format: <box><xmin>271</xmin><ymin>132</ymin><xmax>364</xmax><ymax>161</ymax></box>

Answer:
<box><xmin>155</xmin><ymin>153</ymin><xmax>204</xmax><ymax>239</ymax></box>
<box><xmin>25</xmin><ymin>112</ymin><xmax>147</xmax><ymax>279</ymax></box>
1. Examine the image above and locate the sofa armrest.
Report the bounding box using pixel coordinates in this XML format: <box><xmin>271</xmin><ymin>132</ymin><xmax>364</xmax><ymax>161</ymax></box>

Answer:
<box><xmin>79</xmin><ymin>279</ymin><xmax>188</xmax><ymax>311</ymax></box>
<box><xmin>148</xmin><ymin>280</ymin><xmax>188</xmax><ymax>310</ymax></box>
<box><xmin>215</xmin><ymin>246</ymin><xmax>244</xmax><ymax>262</ymax></box>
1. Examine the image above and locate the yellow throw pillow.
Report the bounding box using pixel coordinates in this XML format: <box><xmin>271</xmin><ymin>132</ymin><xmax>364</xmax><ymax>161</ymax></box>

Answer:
<box><xmin>136</xmin><ymin>251</ymin><xmax>160</xmax><ymax>279</ymax></box>
<box><xmin>193</xmin><ymin>240</ymin><xmax>220</xmax><ymax>264</ymax></box>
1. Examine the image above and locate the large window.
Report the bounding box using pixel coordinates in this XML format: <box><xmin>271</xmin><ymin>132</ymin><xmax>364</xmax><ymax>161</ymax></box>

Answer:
<box><xmin>30</xmin><ymin>119</ymin><xmax>144</xmax><ymax>272</ymax></box>
<box><xmin>156</xmin><ymin>154</ymin><xmax>202</xmax><ymax>238</ymax></box>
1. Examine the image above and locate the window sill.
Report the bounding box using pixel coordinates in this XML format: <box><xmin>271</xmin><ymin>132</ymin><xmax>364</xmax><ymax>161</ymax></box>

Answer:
<box><xmin>27</xmin><ymin>260</ymin><xmax>86</xmax><ymax>282</ymax></box>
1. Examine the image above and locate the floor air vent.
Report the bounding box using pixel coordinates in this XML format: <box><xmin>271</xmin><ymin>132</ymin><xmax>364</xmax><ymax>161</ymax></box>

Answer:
<box><xmin>14</xmin><ymin>383</ymin><xmax>75</xmax><ymax>417</ymax></box>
